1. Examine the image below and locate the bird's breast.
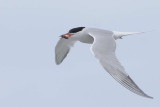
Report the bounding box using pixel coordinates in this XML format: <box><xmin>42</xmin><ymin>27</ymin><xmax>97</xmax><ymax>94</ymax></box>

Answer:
<box><xmin>78</xmin><ymin>34</ymin><xmax>94</xmax><ymax>44</ymax></box>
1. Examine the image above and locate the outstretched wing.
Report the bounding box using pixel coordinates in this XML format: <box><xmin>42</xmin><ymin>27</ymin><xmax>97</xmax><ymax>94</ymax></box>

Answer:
<box><xmin>88</xmin><ymin>29</ymin><xmax>153</xmax><ymax>98</ymax></box>
<box><xmin>55</xmin><ymin>38</ymin><xmax>76</xmax><ymax>65</ymax></box>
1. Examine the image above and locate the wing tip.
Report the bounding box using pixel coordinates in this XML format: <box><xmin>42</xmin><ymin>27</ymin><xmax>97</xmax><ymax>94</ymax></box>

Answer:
<box><xmin>142</xmin><ymin>94</ymin><xmax>153</xmax><ymax>99</ymax></box>
<box><xmin>55</xmin><ymin>60</ymin><xmax>61</xmax><ymax>65</ymax></box>
<box><xmin>55</xmin><ymin>62</ymin><xmax>60</xmax><ymax>65</ymax></box>
<box><xmin>147</xmin><ymin>96</ymin><xmax>154</xmax><ymax>99</ymax></box>
<box><xmin>55</xmin><ymin>57</ymin><xmax>61</xmax><ymax>65</ymax></box>
<box><xmin>127</xmin><ymin>76</ymin><xmax>153</xmax><ymax>99</ymax></box>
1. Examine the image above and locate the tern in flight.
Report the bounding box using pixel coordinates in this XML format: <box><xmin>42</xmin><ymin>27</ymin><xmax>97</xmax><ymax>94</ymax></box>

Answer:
<box><xmin>55</xmin><ymin>27</ymin><xmax>153</xmax><ymax>99</ymax></box>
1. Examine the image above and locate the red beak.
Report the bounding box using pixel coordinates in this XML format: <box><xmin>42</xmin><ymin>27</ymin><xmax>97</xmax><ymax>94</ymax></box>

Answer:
<box><xmin>61</xmin><ymin>33</ymin><xmax>73</xmax><ymax>39</ymax></box>
<box><xmin>63</xmin><ymin>33</ymin><xmax>73</xmax><ymax>37</ymax></box>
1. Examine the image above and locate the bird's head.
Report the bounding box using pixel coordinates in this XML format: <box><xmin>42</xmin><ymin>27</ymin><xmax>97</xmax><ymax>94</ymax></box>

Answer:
<box><xmin>61</xmin><ymin>27</ymin><xmax>85</xmax><ymax>39</ymax></box>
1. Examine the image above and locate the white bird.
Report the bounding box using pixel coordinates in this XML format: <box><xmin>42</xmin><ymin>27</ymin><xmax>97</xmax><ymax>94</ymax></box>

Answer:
<box><xmin>55</xmin><ymin>27</ymin><xmax>153</xmax><ymax>99</ymax></box>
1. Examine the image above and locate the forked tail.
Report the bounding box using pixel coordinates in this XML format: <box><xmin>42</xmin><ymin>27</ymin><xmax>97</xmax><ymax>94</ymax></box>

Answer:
<box><xmin>113</xmin><ymin>30</ymin><xmax>152</xmax><ymax>40</ymax></box>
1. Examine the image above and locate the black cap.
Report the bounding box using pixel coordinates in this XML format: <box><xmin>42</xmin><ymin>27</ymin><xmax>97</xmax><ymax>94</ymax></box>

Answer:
<box><xmin>69</xmin><ymin>27</ymin><xmax>85</xmax><ymax>33</ymax></box>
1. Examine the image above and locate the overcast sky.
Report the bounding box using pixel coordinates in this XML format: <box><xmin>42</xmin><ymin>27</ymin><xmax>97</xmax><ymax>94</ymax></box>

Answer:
<box><xmin>0</xmin><ymin>0</ymin><xmax>160</xmax><ymax>107</ymax></box>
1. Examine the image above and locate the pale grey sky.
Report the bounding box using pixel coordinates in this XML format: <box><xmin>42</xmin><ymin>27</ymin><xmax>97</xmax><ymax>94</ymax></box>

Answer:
<box><xmin>0</xmin><ymin>0</ymin><xmax>160</xmax><ymax>107</ymax></box>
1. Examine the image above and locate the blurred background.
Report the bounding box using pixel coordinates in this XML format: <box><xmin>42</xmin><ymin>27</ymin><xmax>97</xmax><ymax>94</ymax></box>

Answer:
<box><xmin>0</xmin><ymin>0</ymin><xmax>160</xmax><ymax>107</ymax></box>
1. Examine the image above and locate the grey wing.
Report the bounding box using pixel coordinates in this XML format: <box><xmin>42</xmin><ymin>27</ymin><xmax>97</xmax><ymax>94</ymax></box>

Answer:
<box><xmin>88</xmin><ymin>30</ymin><xmax>153</xmax><ymax>98</ymax></box>
<box><xmin>55</xmin><ymin>38</ymin><xmax>76</xmax><ymax>65</ymax></box>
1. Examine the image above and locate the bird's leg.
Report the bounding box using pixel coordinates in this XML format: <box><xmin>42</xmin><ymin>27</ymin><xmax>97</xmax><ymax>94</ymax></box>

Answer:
<box><xmin>119</xmin><ymin>36</ymin><xmax>123</xmax><ymax>39</ymax></box>
<box><xmin>113</xmin><ymin>35</ymin><xmax>123</xmax><ymax>40</ymax></box>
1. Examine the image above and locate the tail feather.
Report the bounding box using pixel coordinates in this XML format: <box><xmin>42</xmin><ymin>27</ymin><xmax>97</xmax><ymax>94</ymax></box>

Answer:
<box><xmin>113</xmin><ymin>30</ymin><xmax>152</xmax><ymax>40</ymax></box>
